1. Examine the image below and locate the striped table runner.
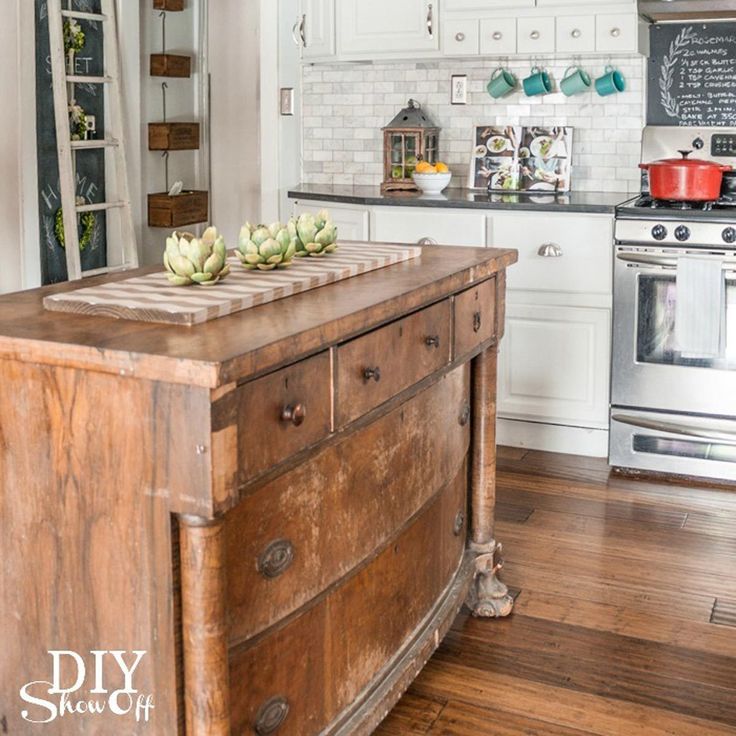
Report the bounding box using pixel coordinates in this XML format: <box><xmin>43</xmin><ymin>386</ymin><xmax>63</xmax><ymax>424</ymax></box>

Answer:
<box><xmin>43</xmin><ymin>242</ymin><xmax>422</xmax><ymax>326</ymax></box>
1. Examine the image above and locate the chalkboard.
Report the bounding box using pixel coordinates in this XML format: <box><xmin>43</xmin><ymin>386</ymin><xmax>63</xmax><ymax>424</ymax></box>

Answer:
<box><xmin>35</xmin><ymin>0</ymin><xmax>107</xmax><ymax>284</ymax></box>
<box><xmin>648</xmin><ymin>22</ymin><xmax>736</xmax><ymax>127</ymax></box>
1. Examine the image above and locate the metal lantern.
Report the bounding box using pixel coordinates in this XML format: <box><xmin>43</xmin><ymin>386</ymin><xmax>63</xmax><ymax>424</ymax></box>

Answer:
<box><xmin>381</xmin><ymin>99</ymin><xmax>440</xmax><ymax>193</ymax></box>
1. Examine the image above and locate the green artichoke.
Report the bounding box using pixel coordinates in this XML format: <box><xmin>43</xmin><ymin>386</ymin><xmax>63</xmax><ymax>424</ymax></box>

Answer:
<box><xmin>294</xmin><ymin>210</ymin><xmax>338</xmax><ymax>257</ymax></box>
<box><xmin>237</xmin><ymin>221</ymin><xmax>297</xmax><ymax>270</ymax></box>
<box><xmin>164</xmin><ymin>227</ymin><xmax>230</xmax><ymax>286</ymax></box>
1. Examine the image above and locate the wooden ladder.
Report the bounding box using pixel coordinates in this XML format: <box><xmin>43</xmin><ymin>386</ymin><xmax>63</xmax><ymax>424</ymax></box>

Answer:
<box><xmin>47</xmin><ymin>0</ymin><xmax>138</xmax><ymax>281</ymax></box>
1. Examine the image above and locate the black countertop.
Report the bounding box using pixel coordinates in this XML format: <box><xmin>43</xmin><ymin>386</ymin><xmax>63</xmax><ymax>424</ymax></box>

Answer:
<box><xmin>288</xmin><ymin>184</ymin><xmax>635</xmax><ymax>215</ymax></box>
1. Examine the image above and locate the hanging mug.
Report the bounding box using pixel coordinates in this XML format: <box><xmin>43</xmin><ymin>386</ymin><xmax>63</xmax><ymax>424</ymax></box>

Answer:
<box><xmin>595</xmin><ymin>65</ymin><xmax>626</xmax><ymax>96</ymax></box>
<box><xmin>487</xmin><ymin>67</ymin><xmax>518</xmax><ymax>99</ymax></box>
<box><xmin>560</xmin><ymin>65</ymin><xmax>591</xmax><ymax>97</ymax></box>
<box><xmin>523</xmin><ymin>66</ymin><xmax>552</xmax><ymax>97</ymax></box>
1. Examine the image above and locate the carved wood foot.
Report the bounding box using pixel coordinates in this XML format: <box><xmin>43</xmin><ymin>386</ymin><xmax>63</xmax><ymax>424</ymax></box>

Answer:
<box><xmin>466</xmin><ymin>540</ymin><xmax>514</xmax><ymax>618</ymax></box>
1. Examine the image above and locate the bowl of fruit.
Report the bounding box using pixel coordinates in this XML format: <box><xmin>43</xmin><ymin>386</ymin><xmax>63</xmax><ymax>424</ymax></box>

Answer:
<box><xmin>412</xmin><ymin>161</ymin><xmax>452</xmax><ymax>195</ymax></box>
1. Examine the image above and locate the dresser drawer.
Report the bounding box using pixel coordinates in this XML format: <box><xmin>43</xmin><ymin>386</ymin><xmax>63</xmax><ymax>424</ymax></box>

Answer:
<box><xmin>443</xmin><ymin>19</ymin><xmax>480</xmax><ymax>56</ymax></box>
<box><xmin>454</xmin><ymin>279</ymin><xmax>496</xmax><ymax>359</ymax></box>
<box><xmin>224</xmin><ymin>365</ymin><xmax>470</xmax><ymax>644</ymax></box>
<box><xmin>336</xmin><ymin>300</ymin><xmax>451</xmax><ymax>426</ymax></box>
<box><xmin>228</xmin><ymin>463</ymin><xmax>467</xmax><ymax>736</ymax></box>
<box><xmin>214</xmin><ymin>352</ymin><xmax>332</xmax><ymax>486</ymax></box>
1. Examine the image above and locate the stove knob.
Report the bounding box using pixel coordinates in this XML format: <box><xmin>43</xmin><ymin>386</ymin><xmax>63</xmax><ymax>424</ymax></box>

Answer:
<box><xmin>693</xmin><ymin>137</ymin><xmax>705</xmax><ymax>150</ymax></box>
<box><xmin>651</xmin><ymin>224</ymin><xmax>668</xmax><ymax>241</ymax></box>
<box><xmin>675</xmin><ymin>225</ymin><xmax>691</xmax><ymax>242</ymax></box>
<box><xmin>723</xmin><ymin>227</ymin><xmax>736</xmax><ymax>244</ymax></box>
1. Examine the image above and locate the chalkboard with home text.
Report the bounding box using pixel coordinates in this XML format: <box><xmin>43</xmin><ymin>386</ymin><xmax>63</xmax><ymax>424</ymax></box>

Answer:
<box><xmin>648</xmin><ymin>22</ymin><xmax>736</xmax><ymax>127</ymax></box>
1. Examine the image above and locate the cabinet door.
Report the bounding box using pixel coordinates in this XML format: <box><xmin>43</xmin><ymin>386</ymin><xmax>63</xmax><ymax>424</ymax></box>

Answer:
<box><xmin>479</xmin><ymin>18</ymin><xmax>517</xmax><ymax>55</ymax></box>
<box><xmin>443</xmin><ymin>19</ymin><xmax>480</xmax><ymax>56</ymax></box>
<box><xmin>444</xmin><ymin>0</ymin><xmax>533</xmax><ymax>8</ymax></box>
<box><xmin>299</xmin><ymin>0</ymin><xmax>335</xmax><ymax>58</ymax></box>
<box><xmin>556</xmin><ymin>15</ymin><xmax>595</xmax><ymax>54</ymax></box>
<box><xmin>372</xmin><ymin>209</ymin><xmax>486</xmax><ymax>247</ymax></box>
<box><xmin>293</xmin><ymin>202</ymin><xmax>369</xmax><ymax>242</ymax></box>
<box><xmin>498</xmin><ymin>303</ymin><xmax>610</xmax><ymax>428</ymax></box>
<box><xmin>538</xmin><ymin>0</ymin><xmax>633</xmax><ymax>4</ymax></box>
<box><xmin>339</xmin><ymin>0</ymin><xmax>438</xmax><ymax>55</ymax></box>
<box><xmin>595</xmin><ymin>13</ymin><xmax>638</xmax><ymax>54</ymax></box>
<box><xmin>517</xmin><ymin>16</ymin><xmax>556</xmax><ymax>54</ymax></box>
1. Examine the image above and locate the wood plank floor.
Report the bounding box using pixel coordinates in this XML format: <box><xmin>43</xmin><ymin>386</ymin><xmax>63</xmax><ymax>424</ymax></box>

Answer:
<box><xmin>376</xmin><ymin>448</ymin><xmax>736</xmax><ymax>736</ymax></box>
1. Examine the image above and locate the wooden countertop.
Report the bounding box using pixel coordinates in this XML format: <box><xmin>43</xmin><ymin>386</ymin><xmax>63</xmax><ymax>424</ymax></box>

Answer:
<box><xmin>0</xmin><ymin>244</ymin><xmax>516</xmax><ymax>388</ymax></box>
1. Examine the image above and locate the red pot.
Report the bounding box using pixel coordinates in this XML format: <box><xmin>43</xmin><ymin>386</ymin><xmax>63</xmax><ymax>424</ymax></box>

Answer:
<box><xmin>639</xmin><ymin>150</ymin><xmax>731</xmax><ymax>202</ymax></box>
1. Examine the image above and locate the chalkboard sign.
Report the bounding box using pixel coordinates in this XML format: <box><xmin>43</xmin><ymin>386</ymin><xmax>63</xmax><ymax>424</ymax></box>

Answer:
<box><xmin>35</xmin><ymin>0</ymin><xmax>107</xmax><ymax>284</ymax></box>
<box><xmin>648</xmin><ymin>22</ymin><xmax>736</xmax><ymax>127</ymax></box>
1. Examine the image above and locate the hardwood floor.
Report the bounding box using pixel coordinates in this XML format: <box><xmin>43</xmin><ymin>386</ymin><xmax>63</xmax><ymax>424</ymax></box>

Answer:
<box><xmin>376</xmin><ymin>448</ymin><xmax>736</xmax><ymax>736</ymax></box>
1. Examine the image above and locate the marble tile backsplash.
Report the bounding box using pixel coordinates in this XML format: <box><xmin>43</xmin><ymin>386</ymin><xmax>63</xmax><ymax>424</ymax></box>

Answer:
<box><xmin>301</xmin><ymin>56</ymin><xmax>646</xmax><ymax>193</ymax></box>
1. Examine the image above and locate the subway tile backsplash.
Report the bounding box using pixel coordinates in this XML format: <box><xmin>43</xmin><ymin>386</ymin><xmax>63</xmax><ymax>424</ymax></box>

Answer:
<box><xmin>301</xmin><ymin>56</ymin><xmax>646</xmax><ymax>193</ymax></box>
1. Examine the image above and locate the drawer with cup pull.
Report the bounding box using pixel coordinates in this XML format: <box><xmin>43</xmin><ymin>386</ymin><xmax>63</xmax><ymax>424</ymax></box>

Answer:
<box><xmin>479</xmin><ymin>18</ymin><xmax>517</xmax><ymax>55</ymax></box>
<box><xmin>454</xmin><ymin>279</ymin><xmax>497</xmax><ymax>359</ymax></box>
<box><xmin>595</xmin><ymin>13</ymin><xmax>638</xmax><ymax>53</ymax></box>
<box><xmin>556</xmin><ymin>15</ymin><xmax>595</xmax><ymax>54</ymax></box>
<box><xmin>213</xmin><ymin>351</ymin><xmax>332</xmax><ymax>486</ymax></box>
<box><xmin>516</xmin><ymin>16</ymin><xmax>555</xmax><ymax>54</ymax></box>
<box><xmin>371</xmin><ymin>208</ymin><xmax>485</xmax><ymax>247</ymax></box>
<box><xmin>443</xmin><ymin>19</ymin><xmax>480</xmax><ymax>56</ymax></box>
<box><xmin>335</xmin><ymin>300</ymin><xmax>451</xmax><ymax>427</ymax></box>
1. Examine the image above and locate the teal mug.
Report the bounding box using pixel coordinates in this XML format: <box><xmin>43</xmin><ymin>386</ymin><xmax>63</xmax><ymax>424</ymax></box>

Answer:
<box><xmin>523</xmin><ymin>66</ymin><xmax>552</xmax><ymax>97</ymax></box>
<box><xmin>560</xmin><ymin>66</ymin><xmax>591</xmax><ymax>96</ymax></box>
<box><xmin>595</xmin><ymin>65</ymin><xmax>626</xmax><ymax>96</ymax></box>
<box><xmin>487</xmin><ymin>67</ymin><xmax>518</xmax><ymax>99</ymax></box>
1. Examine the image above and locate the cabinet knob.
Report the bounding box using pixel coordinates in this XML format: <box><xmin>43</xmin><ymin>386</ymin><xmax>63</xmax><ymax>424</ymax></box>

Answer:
<box><xmin>530</xmin><ymin>30</ymin><xmax>540</xmax><ymax>40</ymax></box>
<box><xmin>280</xmin><ymin>403</ymin><xmax>306</xmax><ymax>427</ymax></box>
<box><xmin>425</xmin><ymin>335</ymin><xmax>440</xmax><ymax>348</ymax></box>
<box><xmin>571</xmin><ymin>28</ymin><xmax>582</xmax><ymax>38</ymax></box>
<box><xmin>472</xmin><ymin>311</ymin><xmax>482</xmax><ymax>333</ymax></box>
<box><xmin>258</xmin><ymin>539</ymin><xmax>295</xmax><ymax>579</ymax></box>
<box><xmin>255</xmin><ymin>696</ymin><xmax>290</xmax><ymax>735</ymax></box>
<box><xmin>455</xmin><ymin>31</ymin><xmax>466</xmax><ymax>42</ymax></box>
<box><xmin>538</xmin><ymin>242</ymin><xmax>563</xmax><ymax>258</ymax></box>
<box><xmin>459</xmin><ymin>402</ymin><xmax>471</xmax><ymax>427</ymax></box>
<box><xmin>363</xmin><ymin>366</ymin><xmax>381</xmax><ymax>383</ymax></box>
<box><xmin>417</xmin><ymin>237</ymin><xmax>438</xmax><ymax>245</ymax></box>
<box><xmin>492</xmin><ymin>31</ymin><xmax>503</xmax><ymax>40</ymax></box>
<box><xmin>453</xmin><ymin>511</ymin><xmax>466</xmax><ymax>536</ymax></box>
<box><xmin>610</xmin><ymin>27</ymin><xmax>621</xmax><ymax>37</ymax></box>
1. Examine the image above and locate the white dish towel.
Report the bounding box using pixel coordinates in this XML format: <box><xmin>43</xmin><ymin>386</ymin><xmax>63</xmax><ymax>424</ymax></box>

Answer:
<box><xmin>675</xmin><ymin>255</ymin><xmax>726</xmax><ymax>359</ymax></box>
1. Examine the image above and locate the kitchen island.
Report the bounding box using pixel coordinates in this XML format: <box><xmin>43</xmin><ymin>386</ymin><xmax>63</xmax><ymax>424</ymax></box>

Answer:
<box><xmin>0</xmin><ymin>243</ymin><xmax>516</xmax><ymax>735</ymax></box>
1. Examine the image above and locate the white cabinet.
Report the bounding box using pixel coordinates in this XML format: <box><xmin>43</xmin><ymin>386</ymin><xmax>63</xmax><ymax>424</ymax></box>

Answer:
<box><xmin>292</xmin><ymin>201</ymin><xmax>370</xmax><ymax>241</ymax></box>
<box><xmin>444</xmin><ymin>0</ymin><xmax>533</xmax><ymax>8</ymax></box>
<box><xmin>556</xmin><ymin>15</ymin><xmax>595</xmax><ymax>54</ymax></box>
<box><xmin>538</xmin><ymin>0</ymin><xmax>633</xmax><ymax>5</ymax></box>
<box><xmin>298</xmin><ymin>0</ymin><xmax>335</xmax><ymax>59</ymax></box>
<box><xmin>596</xmin><ymin>13</ymin><xmax>640</xmax><ymax>54</ymax></box>
<box><xmin>517</xmin><ymin>16</ymin><xmax>555</xmax><ymax>54</ymax></box>
<box><xmin>338</xmin><ymin>0</ymin><xmax>439</xmax><ymax>57</ymax></box>
<box><xmin>499</xmin><ymin>303</ymin><xmax>610</xmax><ymax>428</ymax></box>
<box><xmin>443</xmin><ymin>19</ymin><xmax>480</xmax><ymax>56</ymax></box>
<box><xmin>372</xmin><ymin>209</ymin><xmax>486</xmax><ymax>247</ymax></box>
<box><xmin>479</xmin><ymin>18</ymin><xmax>517</xmax><ymax>55</ymax></box>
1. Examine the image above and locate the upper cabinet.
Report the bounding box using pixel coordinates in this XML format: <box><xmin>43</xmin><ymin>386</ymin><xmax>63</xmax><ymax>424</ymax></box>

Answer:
<box><xmin>297</xmin><ymin>0</ymin><xmax>335</xmax><ymax>60</ymax></box>
<box><xmin>444</xmin><ymin>0</ymin><xmax>534</xmax><ymax>8</ymax></box>
<box><xmin>338</xmin><ymin>0</ymin><xmax>439</xmax><ymax>58</ymax></box>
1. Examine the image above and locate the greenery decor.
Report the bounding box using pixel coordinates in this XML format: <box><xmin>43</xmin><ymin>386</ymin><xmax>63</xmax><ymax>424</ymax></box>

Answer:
<box><xmin>63</xmin><ymin>19</ymin><xmax>86</xmax><ymax>54</ymax></box>
<box><xmin>55</xmin><ymin>197</ymin><xmax>96</xmax><ymax>252</ymax></box>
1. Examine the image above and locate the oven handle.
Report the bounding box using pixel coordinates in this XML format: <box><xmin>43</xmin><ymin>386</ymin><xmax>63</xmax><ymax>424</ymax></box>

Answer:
<box><xmin>612</xmin><ymin>413</ymin><xmax>736</xmax><ymax>446</ymax></box>
<box><xmin>616</xmin><ymin>251</ymin><xmax>736</xmax><ymax>271</ymax></box>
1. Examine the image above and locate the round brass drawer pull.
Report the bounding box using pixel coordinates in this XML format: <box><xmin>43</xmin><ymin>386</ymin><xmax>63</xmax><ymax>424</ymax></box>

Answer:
<box><xmin>459</xmin><ymin>403</ymin><xmax>471</xmax><ymax>427</ymax></box>
<box><xmin>258</xmin><ymin>539</ymin><xmax>295</xmax><ymax>579</ymax></box>
<box><xmin>453</xmin><ymin>511</ymin><xmax>465</xmax><ymax>536</ymax></box>
<box><xmin>255</xmin><ymin>696</ymin><xmax>290</xmax><ymax>735</ymax></box>
<box><xmin>472</xmin><ymin>311</ymin><xmax>482</xmax><ymax>333</ymax></box>
<box><xmin>363</xmin><ymin>366</ymin><xmax>381</xmax><ymax>383</ymax></box>
<box><xmin>281</xmin><ymin>403</ymin><xmax>306</xmax><ymax>427</ymax></box>
<box><xmin>425</xmin><ymin>335</ymin><xmax>440</xmax><ymax>348</ymax></box>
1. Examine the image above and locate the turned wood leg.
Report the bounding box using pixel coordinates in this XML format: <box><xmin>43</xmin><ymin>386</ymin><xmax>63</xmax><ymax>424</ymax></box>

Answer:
<box><xmin>179</xmin><ymin>515</ymin><xmax>231</xmax><ymax>735</ymax></box>
<box><xmin>466</xmin><ymin>345</ymin><xmax>514</xmax><ymax>618</ymax></box>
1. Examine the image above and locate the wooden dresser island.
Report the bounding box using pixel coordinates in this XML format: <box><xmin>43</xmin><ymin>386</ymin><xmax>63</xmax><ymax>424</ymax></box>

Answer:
<box><xmin>0</xmin><ymin>243</ymin><xmax>516</xmax><ymax>735</ymax></box>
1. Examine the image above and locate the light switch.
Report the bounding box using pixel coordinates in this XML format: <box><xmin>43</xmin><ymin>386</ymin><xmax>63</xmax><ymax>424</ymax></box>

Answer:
<box><xmin>280</xmin><ymin>88</ymin><xmax>295</xmax><ymax>116</ymax></box>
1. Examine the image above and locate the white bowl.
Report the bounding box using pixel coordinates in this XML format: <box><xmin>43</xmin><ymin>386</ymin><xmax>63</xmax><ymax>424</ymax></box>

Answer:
<box><xmin>412</xmin><ymin>171</ymin><xmax>452</xmax><ymax>195</ymax></box>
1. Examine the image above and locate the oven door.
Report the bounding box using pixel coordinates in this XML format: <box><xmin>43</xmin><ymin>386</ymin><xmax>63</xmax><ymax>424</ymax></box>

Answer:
<box><xmin>612</xmin><ymin>246</ymin><xmax>736</xmax><ymax>416</ymax></box>
<box><xmin>610</xmin><ymin>409</ymin><xmax>736</xmax><ymax>481</ymax></box>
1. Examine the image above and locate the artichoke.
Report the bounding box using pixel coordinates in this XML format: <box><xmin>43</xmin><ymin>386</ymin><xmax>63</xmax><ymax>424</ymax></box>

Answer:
<box><xmin>237</xmin><ymin>221</ymin><xmax>297</xmax><ymax>270</ymax></box>
<box><xmin>294</xmin><ymin>210</ymin><xmax>338</xmax><ymax>258</ymax></box>
<box><xmin>164</xmin><ymin>227</ymin><xmax>230</xmax><ymax>286</ymax></box>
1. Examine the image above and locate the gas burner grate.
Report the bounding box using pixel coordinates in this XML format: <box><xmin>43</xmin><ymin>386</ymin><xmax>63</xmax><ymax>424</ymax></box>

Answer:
<box><xmin>633</xmin><ymin>196</ymin><xmax>717</xmax><ymax>211</ymax></box>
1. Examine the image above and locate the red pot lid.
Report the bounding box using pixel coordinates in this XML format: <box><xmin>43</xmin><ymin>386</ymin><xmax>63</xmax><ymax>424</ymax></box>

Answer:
<box><xmin>645</xmin><ymin>150</ymin><xmax>731</xmax><ymax>171</ymax></box>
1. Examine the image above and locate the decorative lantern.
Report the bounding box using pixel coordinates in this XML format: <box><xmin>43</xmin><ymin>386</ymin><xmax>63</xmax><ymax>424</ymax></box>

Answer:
<box><xmin>381</xmin><ymin>99</ymin><xmax>440</xmax><ymax>194</ymax></box>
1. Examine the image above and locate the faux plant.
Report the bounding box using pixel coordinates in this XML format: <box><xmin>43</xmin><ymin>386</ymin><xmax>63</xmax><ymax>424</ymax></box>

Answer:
<box><xmin>68</xmin><ymin>100</ymin><xmax>87</xmax><ymax>141</ymax></box>
<box><xmin>237</xmin><ymin>222</ymin><xmax>298</xmax><ymax>270</ymax></box>
<box><xmin>55</xmin><ymin>197</ymin><xmax>96</xmax><ymax>251</ymax></box>
<box><xmin>294</xmin><ymin>210</ymin><xmax>338</xmax><ymax>257</ymax></box>
<box><xmin>63</xmin><ymin>19</ymin><xmax>86</xmax><ymax>54</ymax></box>
<box><xmin>164</xmin><ymin>227</ymin><xmax>230</xmax><ymax>286</ymax></box>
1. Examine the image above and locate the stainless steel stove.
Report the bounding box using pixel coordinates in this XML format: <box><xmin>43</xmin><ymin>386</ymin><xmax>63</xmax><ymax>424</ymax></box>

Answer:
<box><xmin>610</xmin><ymin>126</ymin><xmax>736</xmax><ymax>482</ymax></box>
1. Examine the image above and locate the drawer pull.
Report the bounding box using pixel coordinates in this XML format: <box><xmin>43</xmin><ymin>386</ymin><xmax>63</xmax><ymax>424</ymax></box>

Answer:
<box><xmin>530</xmin><ymin>30</ymin><xmax>540</xmax><ymax>40</ymax></box>
<box><xmin>492</xmin><ymin>31</ymin><xmax>503</xmax><ymax>40</ymax></box>
<box><xmin>255</xmin><ymin>696</ymin><xmax>290</xmax><ymax>735</ymax></box>
<box><xmin>459</xmin><ymin>402</ymin><xmax>471</xmax><ymax>427</ymax></box>
<box><xmin>363</xmin><ymin>366</ymin><xmax>381</xmax><ymax>383</ymax></box>
<box><xmin>258</xmin><ymin>539</ymin><xmax>295</xmax><ymax>579</ymax></box>
<box><xmin>538</xmin><ymin>242</ymin><xmax>563</xmax><ymax>258</ymax></box>
<box><xmin>455</xmin><ymin>31</ymin><xmax>466</xmax><ymax>42</ymax></box>
<box><xmin>472</xmin><ymin>311</ymin><xmax>482</xmax><ymax>333</ymax></box>
<box><xmin>425</xmin><ymin>335</ymin><xmax>440</xmax><ymax>348</ymax></box>
<box><xmin>610</xmin><ymin>27</ymin><xmax>621</xmax><ymax>38</ymax></box>
<box><xmin>281</xmin><ymin>403</ymin><xmax>306</xmax><ymax>427</ymax></box>
<box><xmin>453</xmin><ymin>511</ymin><xmax>466</xmax><ymax>536</ymax></box>
<box><xmin>417</xmin><ymin>237</ymin><xmax>438</xmax><ymax>245</ymax></box>
<box><xmin>571</xmin><ymin>28</ymin><xmax>581</xmax><ymax>38</ymax></box>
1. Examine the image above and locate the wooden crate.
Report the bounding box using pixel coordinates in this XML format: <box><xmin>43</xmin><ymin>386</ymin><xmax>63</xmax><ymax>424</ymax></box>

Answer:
<box><xmin>148</xmin><ymin>123</ymin><xmax>200</xmax><ymax>151</ymax></box>
<box><xmin>150</xmin><ymin>54</ymin><xmax>192</xmax><ymax>78</ymax></box>
<box><xmin>148</xmin><ymin>191</ymin><xmax>209</xmax><ymax>228</ymax></box>
<box><xmin>153</xmin><ymin>0</ymin><xmax>184</xmax><ymax>10</ymax></box>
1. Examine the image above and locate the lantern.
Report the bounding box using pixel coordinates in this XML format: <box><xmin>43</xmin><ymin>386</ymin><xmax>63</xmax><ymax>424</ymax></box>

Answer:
<box><xmin>381</xmin><ymin>99</ymin><xmax>440</xmax><ymax>194</ymax></box>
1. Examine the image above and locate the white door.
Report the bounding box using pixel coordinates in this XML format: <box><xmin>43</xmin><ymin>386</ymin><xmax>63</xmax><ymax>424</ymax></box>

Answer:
<box><xmin>372</xmin><ymin>209</ymin><xmax>486</xmax><ymax>247</ymax></box>
<box><xmin>298</xmin><ymin>0</ymin><xmax>335</xmax><ymax>59</ymax></box>
<box><xmin>293</xmin><ymin>202</ymin><xmax>370</xmax><ymax>241</ymax></box>
<box><xmin>498</xmin><ymin>303</ymin><xmax>611</xmax><ymax>429</ymax></box>
<box><xmin>339</xmin><ymin>0</ymin><xmax>439</xmax><ymax>56</ymax></box>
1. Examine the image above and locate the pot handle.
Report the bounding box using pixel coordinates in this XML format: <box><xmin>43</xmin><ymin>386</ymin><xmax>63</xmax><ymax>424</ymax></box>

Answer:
<box><xmin>720</xmin><ymin>164</ymin><xmax>733</xmax><ymax>172</ymax></box>
<box><xmin>638</xmin><ymin>163</ymin><xmax>650</xmax><ymax>170</ymax></box>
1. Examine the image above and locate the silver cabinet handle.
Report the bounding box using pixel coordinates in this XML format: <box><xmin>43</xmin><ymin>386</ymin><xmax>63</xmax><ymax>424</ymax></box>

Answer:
<box><xmin>455</xmin><ymin>32</ymin><xmax>466</xmax><ymax>42</ymax></box>
<box><xmin>418</xmin><ymin>237</ymin><xmax>438</xmax><ymax>245</ymax></box>
<box><xmin>571</xmin><ymin>28</ymin><xmax>582</xmax><ymax>38</ymax></box>
<box><xmin>538</xmin><ymin>243</ymin><xmax>562</xmax><ymax>258</ymax></box>
<box><xmin>610</xmin><ymin>27</ymin><xmax>621</xmax><ymax>37</ymax></box>
<box><xmin>612</xmin><ymin>413</ymin><xmax>736</xmax><ymax>445</ymax></box>
<box><xmin>492</xmin><ymin>31</ymin><xmax>503</xmax><ymax>40</ymax></box>
<box><xmin>530</xmin><ymin>30</ymin><xmax>540</xmax><ymax>40</ymax></box>
<box><xmin>427</xmin><ymin>3</ymin><xmax>434</xmax><ymax>38</ymax></box>
<box><xmin>617</xmin><ymin>251</ymin><xmax>736</xmax><ymax>271</ymax></box>
<box><xmin>292</xmin><ymin>14</ymin><xmax>306</xmax><ymax>47</ymax></box>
